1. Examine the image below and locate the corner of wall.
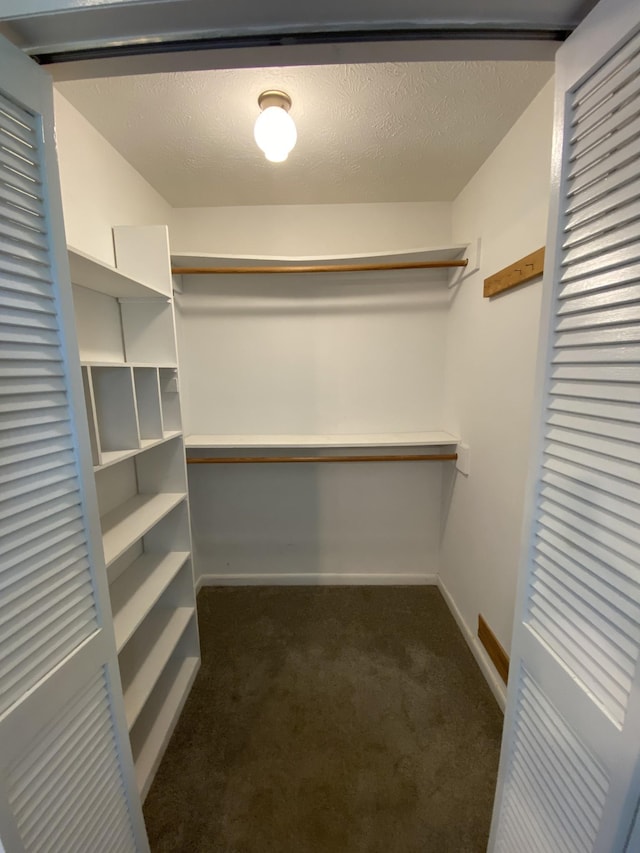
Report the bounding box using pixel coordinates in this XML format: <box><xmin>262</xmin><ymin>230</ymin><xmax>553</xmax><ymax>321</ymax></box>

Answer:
<box><xmin>438</xmin><ymin>78</ymin><xmax>555</xmax><ymax>678</ymax></box>
<box><xmin>53</xmin><ymin>89</ymin><xmax>172</xmax><ymax>266</ymax></box>
<box><xmin>168</xmin><ymin>200</ymin><xmax>454</xmax><ymax>258</ymax></box>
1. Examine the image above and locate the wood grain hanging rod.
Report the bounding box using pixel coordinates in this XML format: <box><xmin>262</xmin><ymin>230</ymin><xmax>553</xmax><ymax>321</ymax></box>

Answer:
<box><xmin>187</xmin><ymin>453</ymin><xmax>458</xmax><ymax>464</ymax></box>
<box><xmin>172</xmin><ymin>259</ymin><xmax>468</xmax><ymax>275</ymax></box>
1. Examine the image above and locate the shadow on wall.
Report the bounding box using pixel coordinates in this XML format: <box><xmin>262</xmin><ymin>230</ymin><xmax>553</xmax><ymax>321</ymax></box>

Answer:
<box><xmin>187</xmin><ymin>451</ymin><xmax>444</xmax><ymax>585</ymax></box>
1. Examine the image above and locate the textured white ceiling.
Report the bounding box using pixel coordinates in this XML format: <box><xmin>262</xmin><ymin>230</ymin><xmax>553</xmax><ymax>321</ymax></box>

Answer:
<box><xmin>57</xmin><ymin>61</ymin><xmax>553</xmax><ymax>207</ymax></box>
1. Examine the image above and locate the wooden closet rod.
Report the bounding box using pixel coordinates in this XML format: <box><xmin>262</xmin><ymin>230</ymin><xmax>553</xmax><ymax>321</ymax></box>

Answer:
<box><xmin>187</xmin><ymin>453</ymin><xmax>458</xmax><ymax>464</ymax></box>
<box><xmin>172</xmin><ymin>259</ymin><xmax>468</xmax><ymax>275</ymax></box>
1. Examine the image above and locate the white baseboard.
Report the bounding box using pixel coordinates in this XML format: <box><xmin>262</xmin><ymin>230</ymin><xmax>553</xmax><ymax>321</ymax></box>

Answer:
<box><xmin>198</xmin><ymin>572</ymin><xmax>438</xmax><ymax>586</ymax></box>
<box><xmin>437</xmin><ymin>577</ymin><xmax>507</xmax><ymax>712</ymax></box>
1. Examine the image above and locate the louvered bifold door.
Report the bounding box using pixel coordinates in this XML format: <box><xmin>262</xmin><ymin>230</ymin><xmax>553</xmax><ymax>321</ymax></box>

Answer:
<box><xmin>0</xmin><ymin>34</ymin><xmax>148</xmax><ymax>853</ymax></box>
<box><xmin>489</xmin><ymin>2</ymin><xmax>640</xmax><ymax>851</ymax></box>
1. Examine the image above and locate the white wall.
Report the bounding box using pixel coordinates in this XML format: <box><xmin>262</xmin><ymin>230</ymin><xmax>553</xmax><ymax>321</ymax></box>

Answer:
<box><xmin>188</xmin><ymin>455</ymin><xmax>444</xmax><ymax>585</ymax></box>
<box><xmin>439</xmin><ymin>79</ymin><xmax>554</xmax><ymax>702</ymax></box>
<box><xmin>172</xmin><ymin>201</ymin><xmax>455</xmax><ymax>586</ymax></box>
<box><xmin>169</xmin><ymin>201</ymin><xmax>452</xmax><ymax>257</ymax></box>
<box><xmin>53</xmin><ymin>90</ymin><xmax>171</xmax><ymax>266</ymax></box>
<box><xmin>177</xmin><ymin>275</ymin><xmax>449</xmax><ymax>436</ymax></box>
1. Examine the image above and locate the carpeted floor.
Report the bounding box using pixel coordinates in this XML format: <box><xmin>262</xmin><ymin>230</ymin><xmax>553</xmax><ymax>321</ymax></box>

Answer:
<box><xmin>143</xmin><ymin>586</ymin><xmax>503</xmax><ymax>852</ymax></box>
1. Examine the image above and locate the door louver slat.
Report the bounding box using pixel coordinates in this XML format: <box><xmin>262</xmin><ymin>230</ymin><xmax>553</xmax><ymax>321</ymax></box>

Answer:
<box><xmin>0</xmin><ymin>164</ymin><xmax>42</xmax><ymax>198</ymax></box>
<box><xmin>566</xmin><ymin>158</ymin><xmax>640</xmax><ymax>214</ymax></box>
<box><xmin>8</xmin><ymin>671</ymin><xmax>136</xmax><ymax>852</ymax></box>
<box><xmin>0</xmin><ymin>91</ymin><xmax>100</xmax><ymax>719</ymax></box>
<box><xmin>563</xmin><ymin>221</ymin><xmax>640</xmax><ymax>266</ymax></box>
<box><xmin>496</xmin><ymin>671</ymin><xmax>609</xmax><ymax>852</ymax></box>
<box><xmin>0</xmin><ymin>147</ymin><xmax>41</xmax><ymax>184</ymax></box>
<box><xmin>0</xmin><ymin>126</ymin><xmax>39</xmax><ymax>163</ymax></box>
<box><xmin>525</xmin><ymin>29</ymin><xmax>640</xmax><ymax>729</ymax></box>
<box><xmin>571</xmin><ymin>36</ymin><xmax>640</xmax><ymax>121</ymax></box>
<box><xmin>0</xmin><ymin>181</ymin><xmax>45</xmax><ymax>217</ymax></box>
<box><xmin>0</xmin><ymin>101</ymin><xmax>37</xmax><ymax>145</ymax></box>
<box><xmin>0</xmin><ymin>477</ymin><xmax>79</xmax><ymax>523</ymax></box>
<box><xmin>548</xmin><ymin>395</ymin><xmax>639</xmax><ymax>422</ymax></box>
<box><xmin>569</xmin><ymin>95</ymin><xmax>640</xmax><ymax>160</ymax></box>
<box><xmin>563</xmin><ymin>199</ymin><xmax>640</xmax><ymax>251</ymax></box>
<box><xmin>570</xmin><ymin>114</ymin><xmax>640</xmax><ymax>185</ymax></box>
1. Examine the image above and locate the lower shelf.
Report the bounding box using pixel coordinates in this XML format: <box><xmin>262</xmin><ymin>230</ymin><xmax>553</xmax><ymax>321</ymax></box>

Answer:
<box><xmin>101</xmin><ymin>492</ymin><xmax>187</xmax><ymax>567</ymax></box>
<box><xmin>133</xmin><ymin>654</ymin><xmax>200</xmax><ymax>800</ymax></box>
<box><xmin>122</xmin><ymin>606</ymin><xmax>194</xmax><ymax>731</ymax></box>
<box><xmin>110</xmin><ymin>551</ymin><xmax>191</xmax><ymax>652</ymax></box>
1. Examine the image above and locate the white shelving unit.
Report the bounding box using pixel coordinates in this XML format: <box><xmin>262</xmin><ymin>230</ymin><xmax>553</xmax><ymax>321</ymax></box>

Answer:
<box><xmin>70</xmin><ymin>226</ymin><xmax>200</xmax><ymax>802</ymax></box>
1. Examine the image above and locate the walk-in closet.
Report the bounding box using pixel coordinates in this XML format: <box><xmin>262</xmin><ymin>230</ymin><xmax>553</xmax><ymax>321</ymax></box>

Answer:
<box><xmin>51</xmin><ymin>58</ymin><xmax>553</xmax><ymax>849</ymax></box>
<box><xmin>2</xmin><ymin>0</ymin><xmax>640</xmax><ymax>848</ymax></box>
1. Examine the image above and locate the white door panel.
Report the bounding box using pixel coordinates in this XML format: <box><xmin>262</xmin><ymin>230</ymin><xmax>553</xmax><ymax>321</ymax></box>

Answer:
<box><xmin>0</xmin><ymin>32</ymin><xmax>148</xmax><ymax>853</ymax></box>
<box><xmin>490</xmin><ymin>1</ymin><xmax>640</xmax><ymax>850</ymax></box>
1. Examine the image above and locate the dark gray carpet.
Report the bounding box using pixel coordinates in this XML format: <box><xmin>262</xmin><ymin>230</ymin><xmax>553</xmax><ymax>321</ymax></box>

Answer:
<box><xmin>144</xmin><ymin>586</ymin><xmax>503</xmax><ymax>852</ymax></box>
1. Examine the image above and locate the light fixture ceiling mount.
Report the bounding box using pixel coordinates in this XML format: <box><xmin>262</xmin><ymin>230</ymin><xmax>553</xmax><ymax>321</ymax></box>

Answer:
<box><xmin>257</xmin><ymin>90</ymin><xmax>292</xmax><ymax>112</ymax></box>
<box><xmin>254</xmin><ymin>90</ymin><xmax>297</xmax><ymax>163</ymax></box>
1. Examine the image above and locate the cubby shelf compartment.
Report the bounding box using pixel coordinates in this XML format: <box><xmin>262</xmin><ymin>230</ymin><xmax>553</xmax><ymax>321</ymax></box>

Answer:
<box><xmin>69</xmin><ymin>246</ymin><xmax>168</xmax><ymax>299</ymax></box>
<box><xmin>132</xmin><ymin>654</ymin><xmax>200</xmax><ymax>800</ymax></box>
<box><xmin>101</xmin><ymin>493</ymin><xmax>187</xmax><ymax>568</ymax></box>
<box><xmin>94</xmin><ymin>430</ymin><xmax>182</xmax><ymax>472</ymax></box>
<box><xmin>159</xmin><ymin>368</ymin><xmax>182</xmax><ymax>432</ymax></box>
<box><xmin>185</xmin><ymin>431</ymin><xmax>460</xmax><ymax>449</ymax></box>
<box><xmin>134</xmin><ymin>367</ymin><xmax>164</xmax><ymax>440</ymax></box>
<box><xmin>121</xmin><ymin>606</ymin><xmax>195</xmax><ymax>731</ymax></box>
<box><xmin>90</xmin><ymin>365</ymin><xmax>139</xmax><ymax>455</ymax></box>
<box><xmin>111</xmin><ymin>551</ymin><xmax>191</xmax><ymax>652</ymax></box>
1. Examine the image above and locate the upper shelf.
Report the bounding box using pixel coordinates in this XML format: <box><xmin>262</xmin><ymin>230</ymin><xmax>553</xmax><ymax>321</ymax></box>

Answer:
<box><xmin>68</xmin><ymin>246</ymin><xmax>168</xmax><ymax>299</ymax></box>
<box><xmin>171</xmin><ymin>245</ymin><xmax>468</xmax><ymax>279</ymax></box>
<box><xmin>185</xmin><ymin>432</ymin><xmax>459</xmax><ymax>449</ymax></box>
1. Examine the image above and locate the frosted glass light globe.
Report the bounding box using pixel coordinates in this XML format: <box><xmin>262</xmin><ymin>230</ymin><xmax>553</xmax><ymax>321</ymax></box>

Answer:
<box><xmin>254</xmin><ymin>105</ymin><xmax>297</xmax><ymax>163</ymax></box>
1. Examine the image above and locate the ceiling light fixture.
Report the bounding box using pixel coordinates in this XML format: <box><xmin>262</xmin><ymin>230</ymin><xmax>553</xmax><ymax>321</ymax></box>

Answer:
<box><xmin>254</xmin><ymin>90</ymin><xmax>297</xmax><ymax>163</ymax></box>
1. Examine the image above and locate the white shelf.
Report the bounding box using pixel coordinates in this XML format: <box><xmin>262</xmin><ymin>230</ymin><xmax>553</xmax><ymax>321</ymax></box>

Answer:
<box><xmin>122</xmin><ymin>606</ymin><xmax>194</xmax><ymax>731</ymax></box>
<box><xmin>69</xmin><ymin>246</ymin><xmax>168</xmax><ymax>299</ymax></box>
<box><xmin>185</xmin><ymin>431</ymin><xmax>459</xmax><ymax>449</ymax></box>
<box><xmin>95</xmin><ymin>431</ymin><xmax>182</xmax><ymax>472</ymax></box>
<box><xmin>101</xmin><ymin>492</ymin><xmax>187</xmax><ymax>567</ymax></box>
<box><xmin>133</xmin><ymin>655</ymin><xmax>200</xmax><ymax>800</ymax></box>
<box><xmin>172</xmin><ymin>245</ymin><xmax>468</xmax><ymax>270</ymax></box>
<box><xmin>81</xmin><ymin>361</ymin><xmax>177</xmax><ymax>369</ymax></box>
<box><xmin>141</xmin><ymin>431</ymin><xmax>182</xmax><ymax>450</ymax></box>
<box><xmin>111</xmin><ymin>551</ymin><xmax>191</xmax><ymax>652</ymax></box>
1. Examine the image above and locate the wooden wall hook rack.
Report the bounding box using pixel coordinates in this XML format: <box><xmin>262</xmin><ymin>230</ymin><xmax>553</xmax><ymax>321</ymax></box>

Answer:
<box><xmin>483</xmin><ymin>247</ymin><xmax>545</xmax><ymax>297</ymax></box>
